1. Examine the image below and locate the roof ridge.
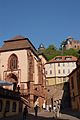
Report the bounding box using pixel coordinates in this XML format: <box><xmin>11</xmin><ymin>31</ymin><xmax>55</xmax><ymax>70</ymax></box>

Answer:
<box><xmin>4</xmin><ymin>35</ymin><xmax>27</xmax><ymax>42</ymax></box>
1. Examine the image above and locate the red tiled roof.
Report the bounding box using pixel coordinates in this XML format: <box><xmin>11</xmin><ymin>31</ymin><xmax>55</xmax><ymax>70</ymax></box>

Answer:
<box><xmin>48</xmin><ymin>56</ymin><xmax>77</xmax><ymax>63</ymax></box>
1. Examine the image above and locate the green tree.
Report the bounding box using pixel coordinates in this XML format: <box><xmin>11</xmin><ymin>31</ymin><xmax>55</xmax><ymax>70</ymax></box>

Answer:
<box><xmin>38</xmin><ymin>43</ymin><xmax>79</xmax><ymax>61</ymax></box>
<box><xmin>61</xmin><ymin>48</ymin><xmax>79</xmax><ymax>57</ymax></box>
<box><xmin>43</xmin><ymin>44</ymin><xmax>61</xmax><ymax>60</ymax></box>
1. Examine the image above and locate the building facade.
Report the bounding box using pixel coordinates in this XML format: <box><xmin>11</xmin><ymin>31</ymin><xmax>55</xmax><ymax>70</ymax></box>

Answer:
<box><xmin>45</xmin><ymin>56</ymin><xmax>77</xmax><ymax>86</ymax></box>
<box><xmin>68</xmin><ymin>59</ymin><xmax>80</xmax><ymax>110</ymax></box>
<box><xmin>0</xmin><ymin>35</ymin><xmax>46</xmax><ymax>110</ymax></box>
<box><xmin>63</xmin><ymin>36</ymin><xmax>80</xmax><ymax>50</ymax></box>
<box><xmin>0</xmin><ymin>87</ymin><xmax>22</xmax><ymax>118</ymax></box>
<box><xmin>44</xmin><ymin>56</ymin><xmax>77</xmax><ymax>109</ymax></box>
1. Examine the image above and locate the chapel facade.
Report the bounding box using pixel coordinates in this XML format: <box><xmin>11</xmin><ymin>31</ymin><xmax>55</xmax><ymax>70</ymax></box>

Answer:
<box><xmin>0</xmin><ymin>35</ymin><xmax>46</xmax><ymax>110</ymax></box>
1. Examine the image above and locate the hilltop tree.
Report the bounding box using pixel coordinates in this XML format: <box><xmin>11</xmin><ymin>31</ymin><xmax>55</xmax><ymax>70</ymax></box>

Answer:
<box><xmin>61</xmin><ymin>48</ymin><xmax>79</xmax><ymax>57</ymax></box>
<box><xmin>38</xmin><ymin>43</ymin><xmax>79</xmax><ymax>61</ymax></box>
<box><xmin>43</xmin><ymin>44</ymin><xmax>61</xmax><ymax>60</ymax></box>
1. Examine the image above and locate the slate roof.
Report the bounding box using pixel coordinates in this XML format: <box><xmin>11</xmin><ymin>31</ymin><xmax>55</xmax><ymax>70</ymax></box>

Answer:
<box><xmin>0</xmin><ymin>35</ymin><xmax>38</xmax><ymax>55</ymax></box>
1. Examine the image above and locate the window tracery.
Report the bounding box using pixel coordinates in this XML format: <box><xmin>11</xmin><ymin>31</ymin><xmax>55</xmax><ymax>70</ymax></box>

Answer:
<box><xmin>8</xmin><ymin>54</ymin><xmax>18</xmax><ymax>70</ymax></box>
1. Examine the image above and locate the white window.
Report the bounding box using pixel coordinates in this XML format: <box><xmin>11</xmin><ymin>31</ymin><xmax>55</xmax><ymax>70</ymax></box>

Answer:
<box><xmin>55</xmin><ymin>57</ymin><xmax>62</xmax><ymax>61</ymax></box>
<box><xmin>65</xmin><ymin>57</ymin><xmax>72</xmax><ymax>60</ymax></box>
<box><xmin>50</xmin><ymin>70</ymin><xmax>52</xmax><ymax>74</ymax></box>
<box><xmin>58</xmin><ymin>63</ymin><xmax>60</xmax><ymax>66</ymax></box>
<box><xmin>63</xmin><ymin>63</ymin><xmax>65</xmax><ymax>66</ymax></box>
<box><xmin>63</xmin><ymin>69</ymin><xmax>65</xmax><ymax>74</ymax></box>
<box><xmin>58</xmin><ymin>70</ymin><xmax>60</xmax><ymax>74</ymax></box>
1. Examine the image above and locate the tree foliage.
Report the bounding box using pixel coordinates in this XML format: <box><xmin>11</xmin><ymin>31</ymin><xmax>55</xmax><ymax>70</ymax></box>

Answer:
<box><xmin>42</xmin><ymin>44</ymin><xmax>61</xmax><ymax>60</ymax></box>
<box><xmin>38</xmin><ymin>44</ymin><xmax>79</xmax><ymax>61</ymax></box>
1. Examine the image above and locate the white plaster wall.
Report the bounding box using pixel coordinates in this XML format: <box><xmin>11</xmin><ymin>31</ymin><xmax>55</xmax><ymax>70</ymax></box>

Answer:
<box><xmin>44</xmin><ymin>63</ymin><xmax>56</xmax><ymax>77</ymax></box>
<box><xmin>55</xmin><ymin>62</ymin><xmax>76</xmax><ymax>77</ymax></box>
<box><xmin>45</xmin><ymin>61</ymin><xmax>76</xmax><ymax>77</ymax></box>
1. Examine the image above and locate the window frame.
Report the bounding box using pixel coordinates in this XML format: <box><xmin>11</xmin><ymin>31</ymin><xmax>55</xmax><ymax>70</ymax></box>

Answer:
<box><xmin>50</xmin><ymin>70</ymin><xmax>52</xmax><ymax>74</ymax></box>
<box><xmin>8</xmin><ymin>54</ymin><xmax>18</xmax><ymax>70</ymax></box>
<box><xmin>58</xmin><ymin>69</ymin><xmax>60</xmax><ymax>74</ymax></box>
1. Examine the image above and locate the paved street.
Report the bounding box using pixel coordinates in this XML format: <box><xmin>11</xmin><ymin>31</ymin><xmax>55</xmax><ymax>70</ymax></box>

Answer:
<box><xmin>0</xmin><ymin>110</ymin><xmax>80</xmax><ymax>120</ymax></box>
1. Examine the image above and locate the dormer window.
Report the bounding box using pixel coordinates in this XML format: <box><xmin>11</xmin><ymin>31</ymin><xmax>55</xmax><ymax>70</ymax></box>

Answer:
<box><xmin>65</xmin><ymin>57</ymin><xmax>72</xmax><ymax>60</ymax></box>
<box><xmin>55</xmin><ymin>57</ymin><xmax>62</xmax><ymax>61</ymax></box>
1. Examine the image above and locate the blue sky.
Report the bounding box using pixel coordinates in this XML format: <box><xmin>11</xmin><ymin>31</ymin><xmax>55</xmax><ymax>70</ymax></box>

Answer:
<box><xmin>0</xmin><ymin>0</ymin><xmax>80</xmax><ymax>49</ymax></box>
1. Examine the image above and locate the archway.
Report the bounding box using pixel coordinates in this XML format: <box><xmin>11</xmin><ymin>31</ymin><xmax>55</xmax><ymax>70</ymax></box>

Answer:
<box><xmin>5</xmin><ymin>73</ymin><xmax>18</xmax><ymax>91</ymax></box>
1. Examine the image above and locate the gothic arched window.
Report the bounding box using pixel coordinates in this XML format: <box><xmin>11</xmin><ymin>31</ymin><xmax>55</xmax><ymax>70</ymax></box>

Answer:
<box><xmin>8</xmin><ymin>54</ymin><xmax>18</xmax><ymax>70</ymax></box>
